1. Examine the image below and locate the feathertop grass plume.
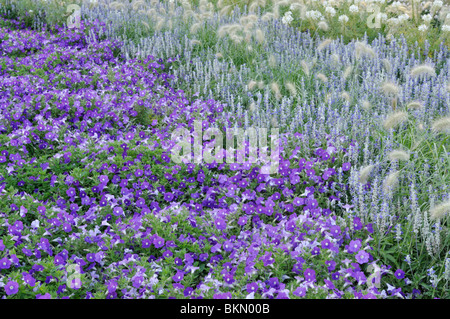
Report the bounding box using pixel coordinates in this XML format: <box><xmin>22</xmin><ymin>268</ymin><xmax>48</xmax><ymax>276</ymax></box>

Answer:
<box><xmin>381</xmin><ymin>59</ymin><xmax>392</xmax><ymax>73</ymax></box>
<box><xmin>447</xmin><ymin>83</ymin><xmax>450</xmax><ymax>92</ymax></box>
<box><xmin>317</xmin><ymin>73</ymin><xmax>328</xmax><ymax>83</ymax></box>
<box><xmin>359</xmin><ymin>164</ymin><xmax>375</xmax><ymax>184</ymax></box>
<box><xmin>341</xmin><ymin>91</ymin><xmax>350</xmax><ymax>102</ymax></box>
<box><xmin>317</xmin><ymin>39</ymin><xmax>332</xmax><ymax>51</ymax></box>
<box><xmin>301</xmin><ymin>60</ymin><xmax>310</xmax><ymax>76</ymax></box>
<box><xmin>132</xmin><ymin>0</ymin><xmax>146</xmax><ymax>11</ymax></box>
<box><xmin>381</xmin><ymin>81</ymin><xmax>400</xmax><ymax>96</ymax></box>
<box><xmin>383</xmin><ymin>111</ymin><xmax>408</xmax><ymax>130</ymax></box>
<box><xmin>190</xmin><ymin>39</ymin><xmax>202</xmax><ymax>46</ymax></box>
<box><xmin>262</xmin><ymin>12</ymin><xmax>274</xmax><ymax>22</ymax></box>
<box><xmin>219</xmin><ymin>5</ymin><xmax>233</xmax><ymax>16</ymax></box>
<box><xmin>155</xmin><ymin>18</ymin><xmax>165</xmax><ymax>31</ymax></box>
<box><xmin>141</xmin><ymin>21</ymin><xmax>150</xmax><ymax>29</ymax></box>
<box><xmin>388</xmin><ymin>150</ymin><xmax>410</xmax><ymax>161</ymax></box>
<box><xmin>215</xmin><ymin>52</ymin><xmax>223</xmax><ymax>59</ymax></box>
<box><xmin>249</xmin><ymin>102</ymin><xmax>256</xmax><ymax>113</ymax></box>
<box><xmin>406</xmin><ymin>101</ymin><xmax>424</xmax><ymax>110</ymax></box>
<box><xmin>362</xmin><ymin>100</ymin><xmax>371</xmax><ymax>110</ymax></box>
<box><xmin>240</xmin><ymin>14</ymin><xmax>258</xmax><ymax>25</ymax></box>
<box><xmin>270</xmin><ymin>82</ymin><xmax>282</xmax><ymax>100</ymax></box>
<box><xmin>255</xmin><ymin>29</ymin><xmax>265</xmax><ymax>44</ymax></box>
<box><xmin>410</xmin><ymin>64</ymin><xmax>436</xmax><ymax>77</ymax></box>
<box><xmin>355</xmin><ymin>41</ymin><xmax>376</xmax><ymax>59</ymax></box>
<box><xmin>285</xmin><ymin>82</ymin><xmax>297</xmax><ymax>96</ymax></box>
<box><xmin>431</xmin><ymin>116</ymin><xmax>450</xmax><ymax>133</ymax></box>
<box><xmin>318</xmin><ymin>21</ymin><xmax>329</xmax><ymax>31</ymax></box>
<box><xmin>190</xmin><ymin>22</ymin><xmax>202</xmax><ymax>34</ymax></box>
<box><xmin>331</xmin><ymin>54</ymin><xmax>340</xmax><ymax>64</ymax></box>
<box><xmin>430</xmin><ymin>200</ymin><xmax>450</xmax><ymax>220</ymax></box>
<box><xmin>343</xmin><ymin>66</ymin><xmax>352</xmax><ymax>80</ymax></box>
<box><xmin>383</xmin><ymin>171</ymin><xmax>400</xmax><ymax>194</ymax></box>
<box><xmin>258</xmin><ymin>81</ymin><xmax>264</xmax><ymax>89</ymax></box>
<box><xmin>269</xmin><ymin>55</ymin><xmax>277</xmax><ymax>68</ymax></box>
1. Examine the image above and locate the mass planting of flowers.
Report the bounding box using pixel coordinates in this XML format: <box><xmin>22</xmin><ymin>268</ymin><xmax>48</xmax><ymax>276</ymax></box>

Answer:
<box><xmin>0</xmin><ymin>0</ymin><xmax>449</xmax><ymax>299</ymax></box>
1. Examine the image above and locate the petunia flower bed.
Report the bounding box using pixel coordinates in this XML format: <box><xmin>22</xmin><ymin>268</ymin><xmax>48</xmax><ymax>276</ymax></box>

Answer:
<box><xmin>0</xmin><ymin>11</ymin><xmax>446</xmax><ymax>299</ymax></box>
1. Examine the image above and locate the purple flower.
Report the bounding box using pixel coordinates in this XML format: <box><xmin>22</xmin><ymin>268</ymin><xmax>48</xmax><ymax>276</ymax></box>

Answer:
<box><xmin>348</xmin><ymin>239</ymin><xmax>362</xmax><ymax>253</ymax></box>
<box><xmin>5</xmin><ymin>281</ymin><xmax>19</xmax><ymax>296</ymax></box>
<box><xmin>246</xmin><ymin>282</ymin><xmax>258</xmax><ymax>294</ymax></box>
<box><xmin>224</xmin><ymin>274</ymin><xmax>235</xmax><ymax>285</ymax></box>
<box><xmin>304</xmin><ymin>268</ymin><xmax>316</xmax><ymax>282</ymax></box>
<box><xmin>153</xmin><ymin>236</ymin><xmax>165</xmax><ymax>249</ymax></box>
<box><xmin>36</xmin><ymin>293</ymin><xmax>51</xmax><ymax>299</ymax></box>
<box><xmin>0</xmin><ymin>257</ymin><xmax>11</xmax><ymax>269</ymax></box>
<box><xmin>342</xmin><ymin>162</ymin><xmax>351</xmax><ymax>171</ymax></box>
<box><xmin>355</xmin><ymin>250</ymin><xmax>370</xmax><ymax>264</ymax></box>
<box><xmin>214</xmin><ymin>218</ymin><xmax>226</xmax><ymax>230</ymax></box>
<box><xmin>223</xmin><ymin>241</ymin><xmax>233</xmax><ymax>252</ymax></box>
<box><xmin>293</xmin><ymin>286</ymin><xmax>306</xmax><ymax>297</ymax></box>
<box><xmin>394</xmin><ymin>269</ymin><xmax>405</xmax><ymax>279</ymax></box>
<box><xmin>113</xmin><ymin>207</ymin><xmax>124</xmax><ymax>216</ymax></box>
<box><xmin>173</xmin><ymin>271</ymin><xmax>184</xmax><ymax>283</ymax></box>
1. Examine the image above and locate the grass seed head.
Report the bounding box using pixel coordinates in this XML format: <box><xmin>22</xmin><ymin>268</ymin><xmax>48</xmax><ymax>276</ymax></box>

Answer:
<box><xmin>383</xmin><ymin>171</ymin><xmax>400</xmax><ymax>195</ymax></box>
<box><xmin>430</xmin><ymin>200</ymin><xmax>450</xmax><ymax>220</ymax></box>
<box><xmin>382</xmin><ymin>58</ymin><xmax>392</xmax><ymax>73</ymax></box>
<box><xmin>318</xmin><ymin>38</ymin><xmax>332</xmax><ymax>51</ymax></box>
<box><xmin>406</xmin><ymin>101</ymin><xmax>424</xmax><ymax>110</ymax></box>
<box><xmin>410</xmin><ymin>64</ymin><xmax>436</xmax><ymax>77</ymax></box>
<box><xmin>388</xmin><ymin>150</ymin><xmax>410</xmax><ymax>161</ymax></box>
<box><xmin>383</xmin><ymin>111</ymin><xmax>408</xmax><ymax>130</ymax></box>
<box><xmin>431</xmin><ymin>116</ymin><xmax>450</xmax><ymax>133</ymax></box>
<box><xmin>285</xmin><ymin>82</ymin><xmax>297</xmax><ymax>96</ymax></box>
<box><xmin>359</xmin><ymin>164</ymin><xmax>375</xmax><ymax>184</ymax></box>
<box><xmin>317</xmin><ymin>73</ymin><xmax>328</xmax><ymax>83</ymax></box>
<box><xmin>362</xmin><ymin>100</ymin><xmax>371</xmax><ymax>110</ymax></box>
<box><xmin>381</xmin><ymin>81</ymin><xmax>400</xmax><ymax>96</ymax></box>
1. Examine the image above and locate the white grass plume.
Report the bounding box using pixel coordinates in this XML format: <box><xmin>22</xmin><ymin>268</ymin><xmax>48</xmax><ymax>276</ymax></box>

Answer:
<box><xmin>270</xmin><ymin>82</ymin><xmax>282</xmax><ymax>100</ymax></box>
<box><xmin>383</xmin><ymin>111</ymin><xmax>408</xmax><ymax>130</ymax></box>
<box><xmin>343</xmin><ymin>66</ymin><xmax>353</xmax><ymax>80</ymax></box>
<box><xmin>388</xmin><ymin>150</ymin><xmax>410</xmax><ymax>161</ymax></box>
<box><xmin>382</xmin><ymin>58</ymin><xmax>392</xmax><ymax>73</ymax></box>
<box><xmin>255</xmin><ymin>29</ymin><xmax>265</xmax><ymax>44</ymax></box>
<box><xmin>431</xmin><ymin>116</ymin><xmax>450</xmax><ymax>133</ymax></box>
<box><xmin>301</xmin><ymin>60</ymin><xmax>309</xmax><ymax>76</ymax></box>
<box><xmin>317</xmin><ymin>73</ymin><xmax>328</xmax><ymax>83</ymax></box>
<box><xmin>318</xmin><ymin>21</ymin><xmax>329</xmax><ymax>31</ymax></box>
<box><xmin>355</xmin><ymin>41</ymin><xmax>376</xmax><ymax>59</ymax></box>
<box><xmin>410</xmin><ymin>64</ymin><xmax>436</xmax><ymax>77</ymax></box>
<box><xmin>285</xmin><ymin>82</ymin><xmax>297</xmax><ymax>96</ymax></box>
<box><xmin>268</xmin><ymin>55</ymin><xmax>277</xmax><ymax>68</ymax></box>
<box><xmin>359</xmin><ymin>164</ymin><xmax>375</xmax><ymax>184</ymax></box>
<box><xmin>406</xmin><ymin>101</ymin><xmax>424</xmax><ymax>110</ymax></box>
<box><xmin>318</xmin><ymin>39</ymin><xmax>332</xmax><ymax>51</ymax></box>
<box><xmin>430</xmin><ymin>200</ymin><xmax>450</xmax><ymax>220</ymax></box>
<box><xmin>383</xmin><ymin>171</ymin><xmax>400</xmax><ymax>194</ymax></box>
<box><xmin>381</xmin><ymin>81</ymin><xmax>400</xmax><ymax>96</ymax></box>
<box><xmin>362</xmin><ymin>100</ymin><xmax>371</xmax><ymax>110</ymax></box>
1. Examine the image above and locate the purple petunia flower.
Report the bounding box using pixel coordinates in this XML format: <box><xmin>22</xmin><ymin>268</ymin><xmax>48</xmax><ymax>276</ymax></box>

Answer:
<box><xmin>394</xmin><ymin>269</ymin><xmax>405</xmax><ymax>279</ymax></box>
<box><xmin>355</xmin><ymin>250</ymin><xmax>370</xmax><ymax>264</ymax></box>
<box><xmin>5</xmin><ymin>281</ymin><xmax>19</xmax><ymax>296</ymax></box>
<box><xmin>304</xmin><ymin>268</ymin><xmax>316</xmax><ymax>282</ymax></box>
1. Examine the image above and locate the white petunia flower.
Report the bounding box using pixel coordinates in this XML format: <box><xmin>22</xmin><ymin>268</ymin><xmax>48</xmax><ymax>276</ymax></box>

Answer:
<box><xmin>282</xmin><ymin>11</ymin><xmax>294</xmax><ymax>25</ymax></box>
<box><xmin>338</xmin><ymin>15</ymin><xmax>349</xmax><ymax>24</ymax></box>
<box><xmin>325</xmin><ymin>6</ymin><xmax>336</xmax><ymax>17</ymax></box>
<box><xmin>432</xmin><ymin>0</ymin><xmax>443</xmax><ymax>9</ymax></box>
<box><xmin>398</xmin><ymin>14</ymin><xmax>409</xmax><ymax>22</ymax></box>
<box><xmin>418</xmin><ymin>24</ymin><xmax>428</xmax><ymax>32</ymax></box>
<box><xmin>442</xmin><ymin>25</ymin><xmax>450</xmax><ymax>32</ymax></box>
<box><xmin>349</xmin><ymin>5</ymin><xmax>359</xmax><ymax>13</ymax></box>
<box><xmin>422</xmin><ymin>14</ymin><xmax>432</xmax><ymax>22</ymax></box>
